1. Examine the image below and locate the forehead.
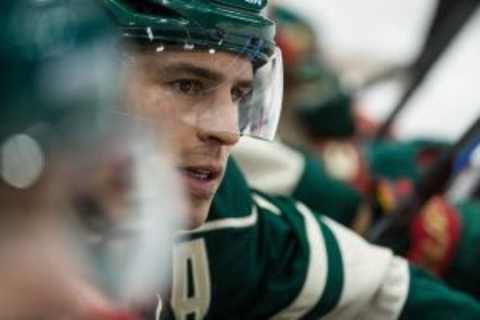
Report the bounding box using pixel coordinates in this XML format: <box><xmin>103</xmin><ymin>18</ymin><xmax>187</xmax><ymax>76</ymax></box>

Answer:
<box><xmin>131</xmin><ymin>49</ymin><xmax>254</xmax><ymax>82</ymax></box>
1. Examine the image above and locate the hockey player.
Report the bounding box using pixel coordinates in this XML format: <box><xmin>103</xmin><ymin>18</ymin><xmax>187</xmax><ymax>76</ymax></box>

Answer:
<box><xmin>101</xmin><ymin>0</ymin><xmax>480</xmax><ymax>318</ymax></box>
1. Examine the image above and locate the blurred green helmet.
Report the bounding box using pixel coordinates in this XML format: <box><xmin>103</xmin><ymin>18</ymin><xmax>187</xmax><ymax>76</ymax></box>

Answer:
<box><xmin>102</xmin><ymin>0</ymin><xmax>284</xmax><ymax>142</ymax></box>
<box><xmin>0</xmin><ymin>0</ymin><xmax>121</xmax><ymax>188</ymax></box>
<box><xmin>0</xmin><ymin>1</ymin><xmax>185</xmax><ymax>305</ymax></box>
<box><xmin>271</xmin><ymin>4</ymin><xmax>317</xmax><ymax>71</ymax></box>
<box><xmin>270</xmin><ymin>5</ymin><xmax>355</xmax><ymax>139</ymax></box>
<box><xmin>293</xmin><ymin>59</ymin><xmax>355</xmax><ymax>138</ymax></box>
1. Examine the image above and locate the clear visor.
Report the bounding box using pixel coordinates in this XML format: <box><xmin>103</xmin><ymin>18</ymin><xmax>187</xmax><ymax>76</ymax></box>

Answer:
<box><xmin>125</xmin><ymin>45</ymin><xmax>284</xmax><ymax>142</ymax></box>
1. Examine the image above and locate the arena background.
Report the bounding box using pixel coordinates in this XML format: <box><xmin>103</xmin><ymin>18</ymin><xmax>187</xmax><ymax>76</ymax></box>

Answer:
<box><xmin>278</xmin><ymin>0</ymin><xmax>480</xmax><ymax>141</ymax></box>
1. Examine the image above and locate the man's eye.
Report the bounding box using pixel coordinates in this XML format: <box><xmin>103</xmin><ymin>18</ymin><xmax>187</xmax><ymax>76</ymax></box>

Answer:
<box><xmin>232</xmin><ymin>86</ymin><xmax>253</xmax><ymax>104</ymax></box>
<box><xmin>171</xmin><ymin>79</ymin><xmax>204</xmax><ymax>96</ymax></box>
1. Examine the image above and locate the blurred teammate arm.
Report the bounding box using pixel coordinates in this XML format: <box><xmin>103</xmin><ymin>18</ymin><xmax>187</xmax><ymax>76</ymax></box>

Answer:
<box><xmin>250</xmin><ymin>193</ymin><xmax>480</xmax><ymax>319</ymax></box>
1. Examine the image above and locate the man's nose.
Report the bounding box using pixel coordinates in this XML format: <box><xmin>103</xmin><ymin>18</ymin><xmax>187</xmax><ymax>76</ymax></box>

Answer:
<box><xmin>197</xmin><ymin>89</ymin><xmax>240</xmax><ymax>146</ymax></box>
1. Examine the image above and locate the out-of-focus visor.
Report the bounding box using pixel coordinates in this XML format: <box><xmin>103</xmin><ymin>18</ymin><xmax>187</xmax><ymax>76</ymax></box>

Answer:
<box><xmin>125</xmin><ymin>45</ymin><xmax>284</xmax><ymax>142</ymax></box>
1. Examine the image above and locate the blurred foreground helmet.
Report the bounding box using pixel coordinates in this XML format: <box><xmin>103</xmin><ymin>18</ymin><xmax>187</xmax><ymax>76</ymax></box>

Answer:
<box><xmin>0</xmin><ymin>0</ymin><xmax>121</xmax><ymax>188</ymax></box>
<box><xmin>101</xmin><ymin>0</ymin><xmax>284</xmax><ymax>141</ymax></box>
<box><xmin>0</xmin><ymin>0</ymin><xmax>185</xmax><ymax>318</ymax></box>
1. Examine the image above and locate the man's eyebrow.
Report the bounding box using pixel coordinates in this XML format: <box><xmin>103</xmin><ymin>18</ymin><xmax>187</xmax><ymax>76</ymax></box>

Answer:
<box><xmin>160</xmin><ymin>62</ymin><xmax>253</xmax><ymax>84</ymax></box>
<box><xmin>237</xmin><ymin>80</ymin><xmax>254</xmax><ymax>89</ymax></box>
<box><xmin>160</xmin><ymin>63</ymin><xmax>224</xmax><ymax>82</ymax></box>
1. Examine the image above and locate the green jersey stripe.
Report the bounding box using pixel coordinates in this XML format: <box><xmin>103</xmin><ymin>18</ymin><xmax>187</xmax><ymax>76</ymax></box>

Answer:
<box><xmin>306</xmin><ymin>216</ymin><xmax>344</xmax><ymax>318</ymax></box>
<box><xmin>253</xmin><ymin>194</ymin><xmax>282</xmax><ymax>215</ymax></box>
<box><xmin>270</xmin><ymin>202</ymin><xmax>329</xmax><ymax>319</ymax></box>
<box><xmin>322</xmin><ymin>218</ymin><xmax>409</xmax><ymax>319</ymax></box>
<box><xmin>179</xmin><ymin>207</ymin><xmax>258</xmax><ymax>236</ymax></box>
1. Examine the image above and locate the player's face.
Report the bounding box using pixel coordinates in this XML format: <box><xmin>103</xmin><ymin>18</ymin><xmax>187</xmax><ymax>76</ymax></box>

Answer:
<box><xmin>127</xmin><ymin>50</ymin><xmax>253</xmax><ymax>229</ymax></box>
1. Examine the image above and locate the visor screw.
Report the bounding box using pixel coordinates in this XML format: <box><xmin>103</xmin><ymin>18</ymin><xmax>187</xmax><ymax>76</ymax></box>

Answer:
<box><xmin>146</xmin><ymin>27</ymin><xmax>154</xmax><ymax>41</ymax></box>
<box><xmin>184</xmin><ymin>43</ymin><xmax>194</xmax><ymax>50</ymax></box>
<box><xmin>208</xmin><ymin>48</ymin><xmax>216</xmax><ymax>54</ymax></box>
<box><xmin>215</xmin><ymin>28</ymin><xmax>225</xmax><ymax>39</ymax></box>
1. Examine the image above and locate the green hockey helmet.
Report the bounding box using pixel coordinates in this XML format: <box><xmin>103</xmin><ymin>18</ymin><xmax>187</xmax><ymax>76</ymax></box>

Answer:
<box><xmin>102</xmin><ymin>0</ymin><xmax>284</xmax><ymax>141</ymax></box>
<box><xmin>0</xmin><ymin>0</ymin><xmax>121</xmax><ymax>189</ymax></box>
<box><xmin>103</xmin><ymin>0</ymin><xmax>276</xmax><ymax>65</ymax></box>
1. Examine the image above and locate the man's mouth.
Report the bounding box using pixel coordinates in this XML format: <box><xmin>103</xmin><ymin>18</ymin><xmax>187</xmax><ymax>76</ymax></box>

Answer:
<box><xmin>178</xmin><ymin>165</ymin><xmax>222</xmax><ymax>199</ymax></box>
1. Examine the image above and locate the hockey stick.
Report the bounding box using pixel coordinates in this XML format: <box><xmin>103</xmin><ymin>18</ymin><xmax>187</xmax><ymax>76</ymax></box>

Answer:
<box><xmin>367</xmin><ymin>115</ymin><xmax>480</xmax><ymax>245</ymax></box>
<box><xmin>374</xmin><ymin>0</ymin><xmax>479</xmax><ymax>141</ymax></box>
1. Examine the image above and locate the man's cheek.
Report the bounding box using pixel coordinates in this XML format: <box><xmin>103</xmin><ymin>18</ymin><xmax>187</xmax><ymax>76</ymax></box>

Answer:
<box><xmin>172</xmin><ymin>123</ymin><xmax>198</xmax><ymax>149</ymax></box>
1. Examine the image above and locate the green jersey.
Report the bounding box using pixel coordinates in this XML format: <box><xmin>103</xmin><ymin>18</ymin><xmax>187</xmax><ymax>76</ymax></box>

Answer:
<box><xmin>163</xmin><ymin>160</ymin><xmax>480</xmax><ymax>319</ymax></box>
<box><xmin>233</xmin><ymin>138</ymin><xmax>363</xmax><ymax>226</ymax></box>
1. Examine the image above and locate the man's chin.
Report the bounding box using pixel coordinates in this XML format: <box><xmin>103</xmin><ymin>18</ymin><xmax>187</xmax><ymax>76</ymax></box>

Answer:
<box><xmin>184</xmin><ymin>197</ymin><xmax>212</xmax><ymax>230</ymax></box>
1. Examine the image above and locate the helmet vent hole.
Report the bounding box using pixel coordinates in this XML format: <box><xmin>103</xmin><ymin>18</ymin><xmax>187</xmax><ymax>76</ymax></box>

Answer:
<box><xmin>121</xmin><ymin>0</ymin><xmax>183</xmax><ymax>20</ymax></box>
